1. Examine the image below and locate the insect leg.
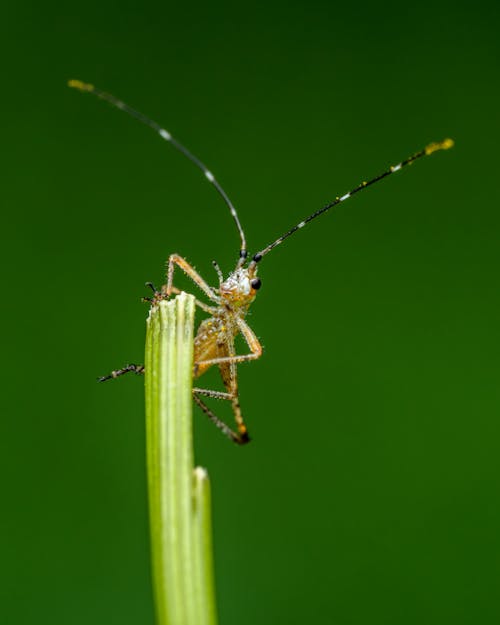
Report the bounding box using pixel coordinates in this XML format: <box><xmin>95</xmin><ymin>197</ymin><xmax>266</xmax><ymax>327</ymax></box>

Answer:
<box><xmin>195</xmin><ymin>317</ymin><xmax>262</xmax><ymax>368</ymax></box>
<box><xmin>166</xmin><ymin>254</ymin><xmax>219</xmax><ymax>303</ymax></box>
<box><xmin>193</xmin><ymin>393</ymin><xmax>249</xmax><ymax>445</ymax></box>
<box><xmin>166</xmin><ymin>286</ymin><xmax>217</xmax><ymax>314</ymax></box>
<box><xmin>142</xmin><ymin>284</ymin><xmax>217</xmax><ymax>314</ymax></box>
<box><xmin>193</xmin><ymin>387</ymin><xmax>233</xmax><ymax>400</ymax></box>
<box><xmin>236</xmin><ymin>316</ymin><xmax>263</xmax><ymax>361</ymax></box>
<box><xmin>216</xmin><ymin>357</ymin><xmax>251</xmax><ymax>443</ymax></box>
<box><xmin>215</xmin><ymin>322</ymin><xmax>251</xmax><ymax>442</ymax></box>
<box><xmin>100</xmin><ymin>287</ymin><xmax>216</xmax><ymax>385</ymax></box>
<box><xmin>98</xmin><ymin>363</ymin><xmax>145</xmax><ymax>382</ymax></box>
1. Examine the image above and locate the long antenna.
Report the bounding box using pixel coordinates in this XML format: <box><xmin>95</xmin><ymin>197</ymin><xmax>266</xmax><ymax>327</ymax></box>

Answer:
<box><xmin>68</xmin><ymin>80</ymin><xmax>247</xmax><ymax>259</ymax></box>
<box><xmin>251</xmin><ymin>138</ymin><xmax>454</xmax><ymax>264</ymax></box>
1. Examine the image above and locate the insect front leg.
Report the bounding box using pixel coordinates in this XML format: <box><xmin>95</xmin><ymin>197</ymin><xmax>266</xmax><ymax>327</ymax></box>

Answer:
<box><xmin>166</xmin><ymin>286</ymin><xmax>217</xmax><ymax>314</ymax></box>
<box><xmin>165</xmin><ymin>254</ymin><xmax>219</xmax><ymax>303</ymax></box>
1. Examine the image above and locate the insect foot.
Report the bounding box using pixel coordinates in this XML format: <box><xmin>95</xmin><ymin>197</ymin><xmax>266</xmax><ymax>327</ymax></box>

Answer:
<box><xmin>141</xmin><ymin>282</ymin><xmax>167</xmax><ymax>305</ymax></box>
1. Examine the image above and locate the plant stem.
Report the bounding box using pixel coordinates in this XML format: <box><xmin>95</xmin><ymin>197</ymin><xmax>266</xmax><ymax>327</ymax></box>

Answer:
<box><xmin>145</xmin><ymin>293</ymin><xmax>218</xmax><ymax>625</ymax></box>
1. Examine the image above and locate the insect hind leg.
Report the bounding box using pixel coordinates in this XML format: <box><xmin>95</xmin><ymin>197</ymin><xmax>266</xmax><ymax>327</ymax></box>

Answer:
<box><xmin>193</xmin><ymin>387</ymin><xmax>233</xmax><ymax>400</ymax></box>
<box><xmin>193</xmin><ymin>393</ymin><xmax>250</xmax><ymax>445</ymax></box>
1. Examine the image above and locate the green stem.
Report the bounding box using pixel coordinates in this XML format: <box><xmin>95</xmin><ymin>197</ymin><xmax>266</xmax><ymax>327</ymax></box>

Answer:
<box><xmin>145</xmin><ymin>293</ymin><xmax>218</xmax><ymax>625</ymax></box>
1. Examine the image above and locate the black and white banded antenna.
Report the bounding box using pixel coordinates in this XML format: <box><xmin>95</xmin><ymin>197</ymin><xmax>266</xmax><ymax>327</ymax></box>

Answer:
<box><xmin>68</xmin><ymin>80</ymin><xmax>248</xmax><ymax>264</ymax></box>
<box><xmin>249</xmin><ymin>138</ymin><xmax>454</xmax><ymax>265</ymax></box>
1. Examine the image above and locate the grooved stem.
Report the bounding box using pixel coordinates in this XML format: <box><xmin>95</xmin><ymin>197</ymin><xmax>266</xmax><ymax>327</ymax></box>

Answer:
<box><xmin>145</xmin><ymin>293</ymin><xmax>218</xmax><ymax>625</ymax></box>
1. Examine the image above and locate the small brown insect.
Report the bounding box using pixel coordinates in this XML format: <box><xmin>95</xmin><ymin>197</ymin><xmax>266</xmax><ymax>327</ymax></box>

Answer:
<box><xmin>69</xmin><ymin>79</ymin><xmax>453</xmax><ymax>444</ymax></box>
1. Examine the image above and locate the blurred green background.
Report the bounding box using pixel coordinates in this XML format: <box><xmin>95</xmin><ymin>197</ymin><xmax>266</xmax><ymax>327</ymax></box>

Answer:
<box><xmin>2</xmin><ymin>0</ymin><xmax>500</xmax><ymax>623</ymax></box>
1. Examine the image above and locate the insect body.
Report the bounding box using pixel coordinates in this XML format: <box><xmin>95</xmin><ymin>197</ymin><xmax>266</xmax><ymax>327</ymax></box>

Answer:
<box><xmin>69</xmin><ymin>79</ymin><xmax>453</xmax><ymax>444</ymax></box>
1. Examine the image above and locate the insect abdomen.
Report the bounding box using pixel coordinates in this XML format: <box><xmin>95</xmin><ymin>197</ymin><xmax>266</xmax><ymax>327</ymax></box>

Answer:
<box><xmin>194</xmin><ymin>316</ymin><xmax>238</xmax><ymax>378</ymax></box>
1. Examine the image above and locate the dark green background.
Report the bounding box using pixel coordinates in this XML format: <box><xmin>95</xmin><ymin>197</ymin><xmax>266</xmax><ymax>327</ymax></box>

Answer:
<box><xmin>2</xmin><ymin>1</ymin><xmax>499</xmax><ymax>623</ymax></box>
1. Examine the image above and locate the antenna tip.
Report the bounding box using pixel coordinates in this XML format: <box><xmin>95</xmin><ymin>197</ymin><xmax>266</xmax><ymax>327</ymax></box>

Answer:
<box><xmin>68</xmin><ymin>79</ymin><xmax>94</xmax><ymax>92</ymax></box>
<box><xmin>425</xmin><ymin>138</ymin><xmax>454</xmax><ymax>155</ymax></box>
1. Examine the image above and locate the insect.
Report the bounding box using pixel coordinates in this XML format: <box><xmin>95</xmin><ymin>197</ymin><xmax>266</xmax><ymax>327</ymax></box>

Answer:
<box><xmin>69</xmin><ymin>79</ymin><xmax>453</xmax><ymax>444</ymax></box>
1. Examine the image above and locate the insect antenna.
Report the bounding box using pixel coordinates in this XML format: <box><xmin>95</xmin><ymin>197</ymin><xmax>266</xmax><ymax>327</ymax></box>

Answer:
<box><xmin>250</xmin><ymin>138</ymin><xmax>454</xmax><ymax>265</ymax></box>
<box><xmin>68</xmin><ymin>80</ymin><xmax>247</xmax><ymax>261</ymax></box>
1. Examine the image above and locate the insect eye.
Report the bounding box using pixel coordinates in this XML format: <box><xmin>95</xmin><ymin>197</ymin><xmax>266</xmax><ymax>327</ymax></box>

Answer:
<box><xmin>251</xmin><ymin>278</ymin><xmax>262</xmax><ymax>290</ymax></box>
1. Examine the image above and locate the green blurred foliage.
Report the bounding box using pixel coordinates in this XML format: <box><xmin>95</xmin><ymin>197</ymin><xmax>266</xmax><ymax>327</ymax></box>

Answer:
<box><xmin>1</xmin><ymin>0</ymin><xmax>500</xmax><ymax>623</ymax></box>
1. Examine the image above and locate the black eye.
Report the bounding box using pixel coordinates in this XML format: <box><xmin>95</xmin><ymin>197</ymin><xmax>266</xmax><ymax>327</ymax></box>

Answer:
<box><xmin>251</xmin><ymin>278</ymin><xmax>262</xmax><ymax>290</ymax></box>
